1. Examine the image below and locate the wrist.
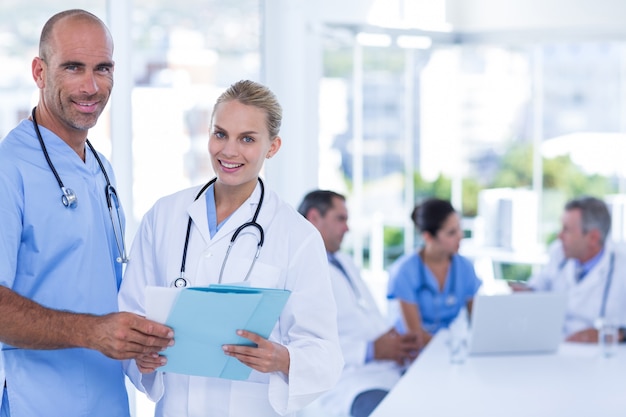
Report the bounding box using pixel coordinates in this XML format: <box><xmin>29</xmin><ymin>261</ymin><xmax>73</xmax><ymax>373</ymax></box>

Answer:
<box><xmin>69</xmin><ymin>312</ymin><xmax>96</xmax><ymax>350</ymax></box>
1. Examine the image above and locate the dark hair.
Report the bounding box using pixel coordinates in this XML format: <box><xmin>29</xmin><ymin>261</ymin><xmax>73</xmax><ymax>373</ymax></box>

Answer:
<box><xmin>39</xmin><ymin>9</ymin><xmax>109</xmax><ymax>61</ymax></box>
<box><xmin>298</xmin><ymin>190</ymin><xmax>345</xmax><ymax>218</ymax></box>
<box><xmin>564</xmin><ymin>196</ymin><xmax>611</xmax><ymax>244</ymax></box>
<box><xmin>212</xmin><ymin>80</ymin><xmax>282</xmax><ymax>138</ymax></box>
<box><xmin>411</xmin><ymin>198</ymin><xmax>455</xmax><ymax>236</ymax></box>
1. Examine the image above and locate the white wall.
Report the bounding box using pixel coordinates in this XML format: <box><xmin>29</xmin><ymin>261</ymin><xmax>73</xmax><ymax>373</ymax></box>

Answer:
<box><xmin>262</xmin><ymin>0</ymin><xmax>323</xmax><ymax>208</ymax></box>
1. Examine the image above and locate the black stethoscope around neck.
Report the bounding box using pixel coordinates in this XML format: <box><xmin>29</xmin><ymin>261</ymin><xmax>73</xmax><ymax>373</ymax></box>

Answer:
<box><xmin>31</xmin><ymin>107</ymin><xmax>129</xmax><ymax>264</ymax></box>
<box><xmin>418</xmin><ymin>251</ymin><xmax>457</xmax><ymax>306</ymax></box>
<box><xmin>414</xmin><ymin>251</ymin><xmax>458</xmax><ymax>333</ymax></box>
<box><xmin>172</xmin><ymin>177</ymin><xmax>265</xmax><ymax>288</ymax></box>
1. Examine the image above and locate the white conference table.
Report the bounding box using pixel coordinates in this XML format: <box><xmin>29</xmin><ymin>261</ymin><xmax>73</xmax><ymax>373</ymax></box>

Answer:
<box><xmin>370</xmin><ymin>330</ymin><xmax>626</xmax><ymax>417</ymax></box>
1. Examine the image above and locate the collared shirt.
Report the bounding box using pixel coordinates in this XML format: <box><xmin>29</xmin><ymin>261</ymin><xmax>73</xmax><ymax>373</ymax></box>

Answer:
<box><xmin>0</xmin><ymin>120</ymin><xmax>129</xmax><ymax>417</ymax></box>
<box><xmin>206</xmin><ymin>184</ymin><xmax>231</xmax><ymax>238</ymax></box>
<box><xmin>574</xmin><ymin>248</ymin><xmax>604</xmax><ymax>282</ymax></box>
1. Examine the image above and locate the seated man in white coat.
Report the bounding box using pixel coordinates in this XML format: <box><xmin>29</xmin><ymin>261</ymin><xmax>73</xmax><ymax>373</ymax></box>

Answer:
<box><xmin>298</xmin><ymin>190</ymin><xmax>419</xmax><ymax>417</ymax></box>
<box><xmin>512</xmin><ymin>196</ymin><xmax>626</xmax><ymax>343</ymax></box>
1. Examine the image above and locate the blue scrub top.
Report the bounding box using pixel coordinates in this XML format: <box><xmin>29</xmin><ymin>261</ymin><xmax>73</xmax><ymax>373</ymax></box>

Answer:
<box><xmin>387</xmin><ymin>252</ymin><xmax>481</xmax><ymax>334</ymax></box>
<box><xmin>0</xmin><ymin>120</ymin><xmax>129</xmax><ymax>417</ymax></box>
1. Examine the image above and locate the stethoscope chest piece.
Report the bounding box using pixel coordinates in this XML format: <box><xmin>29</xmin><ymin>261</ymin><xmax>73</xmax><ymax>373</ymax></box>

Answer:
<box><xmin>172</xmin><ymin>277</ymin><xmax>189</xmax><ymax>288</ymax></box>
<box><xmin>61</xmin><ymin>187</ymin><xmax>77</xmax><ymax>208</ymax></box>
<box><xmin>445</xmin><ymin>294</ymin><xmax>457</xmax><ymax>306</ymax></box>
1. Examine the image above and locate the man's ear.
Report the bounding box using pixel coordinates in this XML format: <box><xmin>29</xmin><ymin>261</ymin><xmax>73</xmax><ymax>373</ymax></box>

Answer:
<box><xmin>32</xmin><ymin>57</ymin><xmax>46</xmax><ymax>88</ymax></box>
<box><xmin>306</xmin><ymin>208</ymin><xmax>322</xmax><ymax>224</ymax></box>
<box><xmin>588</xmin><ymin>228</ymin><xmax>602</xmax><ymax>247</ymax></box>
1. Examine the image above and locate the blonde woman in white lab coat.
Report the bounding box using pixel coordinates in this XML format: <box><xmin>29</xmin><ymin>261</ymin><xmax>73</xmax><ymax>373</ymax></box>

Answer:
<box><xmin>118</xmin><ymin>80</ymin><xmax>343</xmax><ymax>417</ymax></box>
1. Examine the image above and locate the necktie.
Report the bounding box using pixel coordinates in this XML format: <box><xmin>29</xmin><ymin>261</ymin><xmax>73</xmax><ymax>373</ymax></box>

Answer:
<box><xmin>575</xmin><ymin>265</ymin><xmax>585</xmax><ymax>283</ymax></box>
<box><xmin>328</xmin><ymin>254</ymin><xmax>350</xmax><ymax>279</ymax></box>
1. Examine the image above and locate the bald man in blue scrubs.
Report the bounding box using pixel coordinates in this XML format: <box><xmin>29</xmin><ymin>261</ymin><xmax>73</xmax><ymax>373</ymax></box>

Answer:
<box><xmin>0</xmin><ymin>9</ymin><xmax>173</xmax><ymax>417</ymax></box>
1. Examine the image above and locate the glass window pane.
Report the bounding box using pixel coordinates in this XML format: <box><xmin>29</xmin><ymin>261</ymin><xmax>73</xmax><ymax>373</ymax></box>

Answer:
<box><xmin>0</xmin><ymin>1</ymin><xmax>106</xmax><ymax>138</ymax></box>
<box><xmin>130</xmin><ymin>0</ymin><xmax>261</xmax><ymax>221</ymax></box>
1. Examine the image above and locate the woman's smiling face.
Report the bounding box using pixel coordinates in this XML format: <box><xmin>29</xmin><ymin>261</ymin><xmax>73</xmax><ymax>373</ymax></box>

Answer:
<box><xmin>209</xmin><ymin>99</ymin><xmax>281</xmax><ymax>190</ymax></box>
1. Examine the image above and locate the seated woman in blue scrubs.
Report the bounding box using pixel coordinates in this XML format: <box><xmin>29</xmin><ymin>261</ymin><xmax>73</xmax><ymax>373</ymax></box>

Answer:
<box><xmin>387</xmin><ymin>198</ymin><xmax>481</xmax><ymax>349</ymax></box>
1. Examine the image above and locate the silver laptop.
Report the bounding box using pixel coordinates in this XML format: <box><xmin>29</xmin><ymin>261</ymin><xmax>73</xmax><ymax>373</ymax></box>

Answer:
<box><xmin>468</xmin><ymin>292</ymin><xmax>567</xmax><ymax>355</ymax></box>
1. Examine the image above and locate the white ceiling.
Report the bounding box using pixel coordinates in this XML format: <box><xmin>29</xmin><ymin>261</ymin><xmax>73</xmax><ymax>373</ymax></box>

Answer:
<box><xmin>315</xmin><ymin>0</ymin><xmax>626</xmax><ymax>43</ymax></box>
<box><xmin>446</xmin><ymin>0</ymin><xmax>626</xmax><ymax>32</ymax></box>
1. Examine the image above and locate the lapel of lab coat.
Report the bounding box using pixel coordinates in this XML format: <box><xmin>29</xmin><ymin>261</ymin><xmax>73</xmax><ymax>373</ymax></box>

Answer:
<box><xmin>579</xmin><ymin>248</ymin><xmax>611</xmax><ymax>284</ymax></box>
<box><xmin>568</xmin><ymin>248</ymin><xmax>611</xmax><ymax>306</ymax></box>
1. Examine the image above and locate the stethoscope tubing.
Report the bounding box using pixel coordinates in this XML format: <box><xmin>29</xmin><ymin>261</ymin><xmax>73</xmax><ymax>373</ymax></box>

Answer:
<box><xmin>32</xmin><ymin>107</ymin><xmax>77</xmax><ymax>208</ymax></box>
<box><xmin>179</xmin><ymin>180</ymin><xmax>215</xmax><ymax>280</ymax></box>
<box><xmin>174</xmin><ymin>177</ymin><xmax>265</xmax><ymax>287</ymax></box>
<box><xmin>417</xmin><ymin>252</ymin><xmax>457</xmax><ymax>303</ymax></box>
<box><xmin>559</xmin><ymin>251</ymin><xmax>615</xmax><ymax>319</ymax></box>
<box><xmin>30</xmin><ymin>106</ymin><xmax>128</xmax><ymax>263</ymax></box>
<box><xmin>415</xmin><ymin>252</ymin><xmax>458</xmax><ymax>332</ymax></box>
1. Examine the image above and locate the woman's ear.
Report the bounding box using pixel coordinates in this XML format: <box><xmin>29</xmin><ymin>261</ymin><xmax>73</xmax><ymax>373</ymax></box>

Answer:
<box><xmin>422</xmin><ymin>231</ymin><xmax>434</xmax><ymax>245</ymax></box>
<box><xmin>266</xmin><ymin>136</ymin><xmax>282</xmax><ymax>159</ymax></box>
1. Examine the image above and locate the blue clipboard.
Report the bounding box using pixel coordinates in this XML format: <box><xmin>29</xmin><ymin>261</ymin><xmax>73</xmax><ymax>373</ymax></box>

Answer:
<box><xmin>160</xmin><ymin>284</ymin><xmax>290</xmax><ymax>380</ymax></box>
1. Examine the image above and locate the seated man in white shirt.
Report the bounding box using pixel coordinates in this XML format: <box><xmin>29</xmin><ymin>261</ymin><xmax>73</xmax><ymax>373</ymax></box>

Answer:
<box><xmin>298</xmin><ymin>190</ymin><xmax>419</xmax><ymax>417</ymax></box>
<box><xmin>511</xmin><ymin>196</ymin><xmax>626</xmax><ymax>343</ymax></box>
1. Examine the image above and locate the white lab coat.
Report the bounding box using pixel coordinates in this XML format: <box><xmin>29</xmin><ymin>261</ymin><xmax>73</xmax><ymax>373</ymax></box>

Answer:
<box><xmin>317</xmin><ymin>252</ymin><xmax>402</xmax><ymax>416</ymax></box>
<box><xmin>119</xmin><ymin>182</ymin><xmax>343</xmax><ymax>417</ymax></box>
<box><xmin>0</xmin><ymin>351</ymin><xmax>3</xmax><ymax>409</ymax></box>
<box><xmin>528</xmin><ymin>239</ymin><xmax>626</xmax><ymax>336</ymax></box>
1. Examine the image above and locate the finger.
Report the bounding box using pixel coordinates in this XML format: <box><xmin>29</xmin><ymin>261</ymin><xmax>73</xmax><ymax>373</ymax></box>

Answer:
<box><xmin>235</xmin><ymin>329</ymin><xmax>264</xmax><ymax>345</ymax></box>
<box><xmin>399</xmin><ymin>338</ymin><xmax>416</xmax><ymax>347</ymax></box>
<box><xmin>221</xmin><ymin>332</ymin><xmax>267</xmax><ymax>365</ymax></box>
<box><xmin>222</xmin><ymin>344</ymin><xmax>260</xmax><ymax>358</ymax></box>
<box><xmin>129</xmin><ymin>315</ymin><xmax>174</xmax><ymax>343</ymax></box>
<box><xmin>109</xmin><ymin>343</ymin><xmax>161</xmax><ymax>359</ymax></box>
<box><xmin>224</xmin><ymin>348</ymin><xmax>259</xmax><ymax>361</ymax></box>
<box><xmin>138</xmin><ymin>352</ymin><xmax>167</xmax><ymax>365</ymax></box>
<box><xmin>104</xmin><ymin>313</ymin><xmax>174</xmax><ymax>352</ymax></box>
<box><xmin>566</xmin><ymin>330</ymin><xmax>587</xmax><ymax>341</ymax></box>
<box><xmin>125</xmin><ymin>332</ymin><xmax>174</xmax><ymax>352</ymax></box>
<box><xmin>223</xmin><ymin>349</ymin><xmax>263</xmax><ymax>369</ymax></box>
<box><xmin>226</xmin><ymin>350</ymin><xmax>272</xmax><ymax>372</ymax></box>
<box><xmin>137</xmin><ymin>361</ymin><xmax>164</xmax><ymax>373</ymax></box>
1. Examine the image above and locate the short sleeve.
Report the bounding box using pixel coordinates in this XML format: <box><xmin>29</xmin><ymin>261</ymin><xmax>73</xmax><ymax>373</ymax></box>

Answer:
<box><xmin>457</xmin><ymin>255</ymin><xmax>482</xmax><ymax>301</ymax></box>
<box><xmin>387</xmin><ymin>254</ymin><xmax>421</xmax><ymax>304</ymax></box>
<box><xmin>0</xmin><ymin>162</ymin><xmax>23</xmax><ymax>288</ymax></box>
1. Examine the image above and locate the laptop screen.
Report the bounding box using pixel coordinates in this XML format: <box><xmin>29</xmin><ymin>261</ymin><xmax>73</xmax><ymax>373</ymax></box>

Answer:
<box><xmin>468</xmin><ymin>292</ymin><xmax>567</xmax><ymax>355</ymax></box>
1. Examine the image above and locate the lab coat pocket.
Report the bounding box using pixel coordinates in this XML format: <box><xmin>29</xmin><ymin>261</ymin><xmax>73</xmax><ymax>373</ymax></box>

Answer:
<box><xmin>230</xmin><ymin>381</ymin><xmax>275</xmax><ymax>416</ymax></box>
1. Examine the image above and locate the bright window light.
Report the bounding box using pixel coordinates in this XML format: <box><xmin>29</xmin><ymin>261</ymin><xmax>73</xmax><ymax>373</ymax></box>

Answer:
<box><xmin>356</xmin><ymin>32</ymin><xmax>392</xmax><ymax>47</ymax></box>
<box><xmin>397</xmin><ymin>35</ymin><xmax>432</xmax><ymax>49</ymax></box>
